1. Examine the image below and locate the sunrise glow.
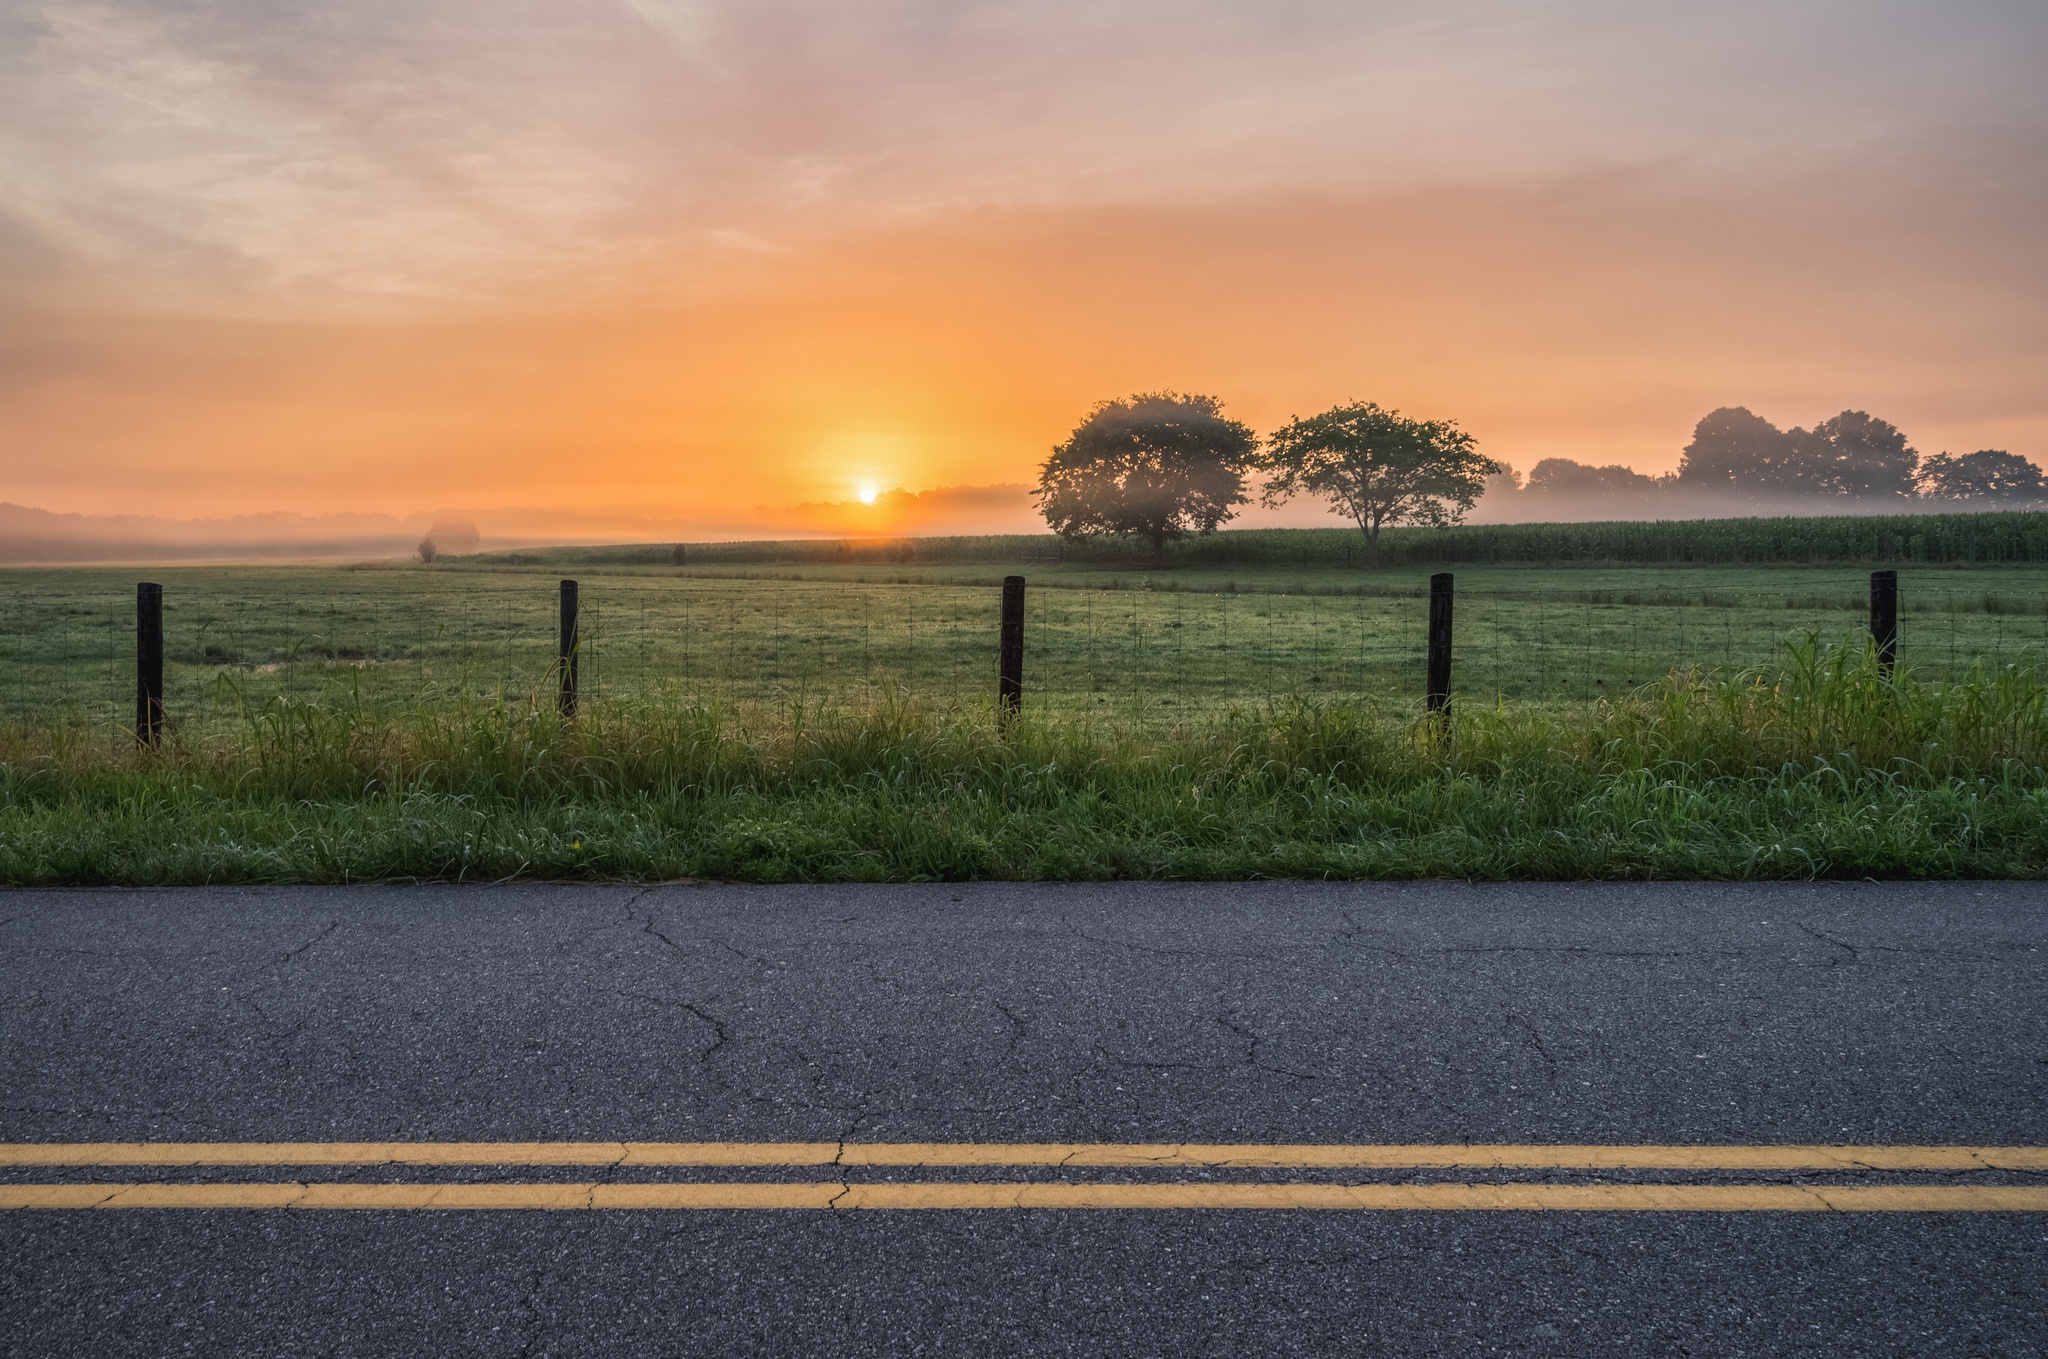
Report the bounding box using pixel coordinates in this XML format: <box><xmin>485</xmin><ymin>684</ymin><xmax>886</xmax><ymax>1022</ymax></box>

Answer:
<box><xmin>0</xmin><ymin>3</ymin><xmax>2039</xmax><ymax>544</ymax></box>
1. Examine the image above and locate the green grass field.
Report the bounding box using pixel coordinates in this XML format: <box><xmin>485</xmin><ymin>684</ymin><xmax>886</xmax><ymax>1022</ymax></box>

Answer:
<box><xmin>4</xmin><ymin>556</ymin><xmax>2046</xmax><ymax>738</ymax></box>
<box><xmin>4</xmin><ymin>523</ymin><xmax>2048</xmax><ymax>884</ymax></box>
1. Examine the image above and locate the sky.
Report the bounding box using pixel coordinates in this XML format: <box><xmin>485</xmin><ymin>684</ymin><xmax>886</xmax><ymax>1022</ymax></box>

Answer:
<box><xmin>2</xmin><ymin>0</ymin><xmax>2044</xmax><ymax>541</ymax></box>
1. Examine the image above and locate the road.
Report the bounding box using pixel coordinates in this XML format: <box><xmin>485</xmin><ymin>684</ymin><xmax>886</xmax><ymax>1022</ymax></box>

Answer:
<box><xmin>1</xmin><ymin>880</ymin><xmax>2044</xmax><ymax>1356</ymax></box>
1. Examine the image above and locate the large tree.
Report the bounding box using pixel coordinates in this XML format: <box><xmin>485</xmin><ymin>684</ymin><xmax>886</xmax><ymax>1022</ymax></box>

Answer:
<box><xmin>1784</xmin><ymin>410</ymin><xmax>1919</xmax><ymax>498</ymax></box>
<box><xmin>1034</xmin><ymin>392</ymin><xmax>1257</xmax><ymax>556</ymax></box>
<box><xmin>1261</xmin><ymin>402</ymin><xmax>1497</xmax><ymax>566</ymax></box>
<box><xmin>1919</xmin><ymin>449</ymin><xmax>2048</xmax><ymax>502</ymax></box>
<box><xmin>1675</xmin><ymin>406</ymin><xmax>1795</xmax><ymax>494</ymax></box>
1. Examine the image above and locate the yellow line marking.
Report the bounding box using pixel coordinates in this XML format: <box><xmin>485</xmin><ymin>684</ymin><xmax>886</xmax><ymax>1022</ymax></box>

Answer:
<box><xmin>2</xmin><ymin>1183</ymin><xmax>2046</xmax><ymax>1211</ymax></box>
<box><xmin>3</xmin><ymin>1142</ymin><xmax>2045</xmax><ymax>1170</ymax></box>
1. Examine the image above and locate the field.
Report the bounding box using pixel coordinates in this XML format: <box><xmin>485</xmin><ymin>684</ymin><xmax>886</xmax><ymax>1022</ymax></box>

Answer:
<box><xmin>5</xmin><ymin>557</ymin><xmax>2046</xmax><ymax>734</ymax></box>
<box><xmin>4</xmin><ymin>519</ymin><xmax>2048</xmax><ymax>884</ymax></box>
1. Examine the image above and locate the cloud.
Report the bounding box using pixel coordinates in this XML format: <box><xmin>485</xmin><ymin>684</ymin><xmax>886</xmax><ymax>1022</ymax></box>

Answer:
<box><xmin>3</xmin><ymin>152</ymin><xmax>2043</xmax><ymax>523</ymax></box>
<box><xmin>3</xmin><ymin>1</ymin><xmax>2042</xmax><ymax>309</ymax></box>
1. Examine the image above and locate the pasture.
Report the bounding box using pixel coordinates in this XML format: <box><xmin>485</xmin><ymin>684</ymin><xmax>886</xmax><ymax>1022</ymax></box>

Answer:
<box><xmin>4</xmin><ymin>525</ymin><xmax>2048</xmax><ymax>884</ymax></box>
<box><xmin>4</xmin><ymin>556</ymin><xmax>2046</xmax><ymax>736</ymax></box>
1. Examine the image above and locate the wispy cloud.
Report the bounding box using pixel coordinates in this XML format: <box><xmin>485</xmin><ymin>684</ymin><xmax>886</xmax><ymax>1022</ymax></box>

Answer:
<box><xmin>4</xmin><ymin>0</ymin><xmax>2041</xmax><ymax>309</ymax></box>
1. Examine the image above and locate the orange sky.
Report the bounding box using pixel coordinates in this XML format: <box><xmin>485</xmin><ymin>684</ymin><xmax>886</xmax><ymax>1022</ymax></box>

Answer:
<box><xmin>3</xmin><ymin>2</ymin><xmax>2044</xmax><ymax>540</ymax></box>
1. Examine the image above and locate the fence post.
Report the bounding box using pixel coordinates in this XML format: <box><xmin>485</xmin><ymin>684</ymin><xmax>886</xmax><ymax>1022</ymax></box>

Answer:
<box><xmin>558</xmin><ymin>579</ymin><xmax>579</xmax><ymax>718</ymax></box>
<box><xmin>1426</xmin><ymin>572</ymin><xmax>1454</xmax><ymax>721</ymax></box>
<box><xmin>136</xmin><ymin>582</ymin><xmax>163</xmax><ymax>747</ymax></box>
<box><xmin>1869</xmin><ymin>569</ymin><xmax>1898</xmax><ymax>675</ymax></box>
<box><xmin>998</xmin><ymin>575</ymin><xmax>1025</xmax><ymax>715</ymax></box>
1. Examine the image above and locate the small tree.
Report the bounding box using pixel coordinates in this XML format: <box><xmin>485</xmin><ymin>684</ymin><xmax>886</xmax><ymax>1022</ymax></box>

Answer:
<box><xmin>1034</xmin><ymin>393</ymin><xmax>1257</xmax><ymax>557</ymax></box>
<box><xmin>1261</xmin><ymin>402</ymin><xmax>1497</xmax><ymax>566</ymax></box>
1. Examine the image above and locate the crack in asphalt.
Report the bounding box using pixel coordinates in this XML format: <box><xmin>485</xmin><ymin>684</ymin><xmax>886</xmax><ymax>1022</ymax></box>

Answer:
<box><xmin>1328</xmin><ymin>924</ymin><xmax>1411</xmax><ymax>958</ymax></box>
<box><xmin>637</xmin><ymin>913</ymin><xmax>690</xmax><ymax>957</ymax></box>
<box><xmin>678</xmin><ymin>1003</ymin><xmax>731</xmax><ymax>1062</ymax></box>
<box><xmin>826</xmin><ymin>1095</ymin><xmax>872</xmax><ymax>1210</ymax></box>
<box><xmin>510</xmin><ymin>1259</ymin><xmax>554</xmax><ymax>1359</ymax></box>
<box><xmin>277</xmin><ymin>919</ymin><xmax>342</xmax><ymax>967</ymax></box>
<box><xmin>1215</xmin><ymin>1009</ymin><xmax>1322</xmax><ymax>1082</ymax></box>
<box><xmin>613</xmin><ymin>893</ymin><xmax>751</xmax><ymax>1066</ymax></box>
<box><xmin>1509</xmin><ymin>1012</ymin><xmax>1562</xmax><ymax>1089</ymax></box>
<box><xmin>1795</xmin><ymin>922</ymin><xmax>1862</xmax><ymax>964</ymax></box>
<box><xmin>612</xmin><ymin>991</ymin><xmax>732</xmax><ymax>1064</ymax></box>
<box><xmin>211</xmin><ymin>919</ymin><xmax>345</xmax><ymax>1043</ymax></box>
<box><xmin>549</xmin><ymin>894</ymin><xmax>643</xmax><ymax>955</ymax></box>
<box><xmin>709</xmin><ymin>936</ymin><xmax>779</xmax><ymax>971</ymax></box>
<box><xmin>630</xmin><ymin>898</ymin><xmax>782</xmax><ymax>981</ymax></box>
<box><xmin>1087</xmin><ymin>1012</ymin><xmax>1324</xmax><ymax>1086</ymax></box>
<box><xmin>995</xmin><ymin>1003</ymin><xmax>1029</xmax><ymax>1059</ymax></box>
<box><xmin>1095</xmin><ymin>1045</ymin><xmax>1231</xmax><ymax>1075</ymax></box>
<box><xmin>1331</xmin><ymin>912</ymin><xmax>1745</xmax><ymax>963</ymax></box>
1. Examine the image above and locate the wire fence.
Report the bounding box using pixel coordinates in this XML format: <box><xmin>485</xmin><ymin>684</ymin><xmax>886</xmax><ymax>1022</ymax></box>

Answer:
<box><xmin>5</xmin><ymin>569</ymin><xmax>2047</xmax><ymax>741</ymax></box>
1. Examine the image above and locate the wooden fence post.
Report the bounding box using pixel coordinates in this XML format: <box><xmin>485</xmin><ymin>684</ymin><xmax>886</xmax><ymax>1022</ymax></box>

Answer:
<box><xmin>1426</xmin><ymin>572</ymin><xmax>1454</xmax><ymax>720</ymax></box>
<box><xmin>136</xmin><ymin>582</ymin><xmax>163</xmax><ymax>747</ymax></box>
<box><xmin>558</xmin><ymin>579</ymin><xmax>579</xmax><ymax>718</ymax></box>
<box><xmin>1869</xmin><ymin>569</ymin><xmax>1898</xmax><ymax>675</ymax></box>
<box><xmin>998</xmin><ymin>575</ymin><xmax>1025</xmax><ymax>715</ymax></box>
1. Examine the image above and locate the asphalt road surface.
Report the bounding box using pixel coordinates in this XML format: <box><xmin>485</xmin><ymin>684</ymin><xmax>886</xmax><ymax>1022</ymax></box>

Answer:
<box><xmin>2</xmin><ymin>880</ymin><xmax>2044</xmax><ymax>1356</ymax></box>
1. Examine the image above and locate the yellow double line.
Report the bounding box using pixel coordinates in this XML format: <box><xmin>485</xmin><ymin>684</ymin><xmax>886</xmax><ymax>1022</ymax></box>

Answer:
<box><xmin>3</xmin><ymin>1143</ymin><xmax>2045</xmax><ymax>1211</ymax></box>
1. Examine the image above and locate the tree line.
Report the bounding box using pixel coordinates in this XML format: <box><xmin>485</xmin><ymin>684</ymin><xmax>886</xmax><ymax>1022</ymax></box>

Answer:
<box><xmin>1035</xmin><ymin>395</ymin><xmax>2045</xmax><ymax>565</ymax></box>
<box><xmin>1507</xmin><ymin>407</ymin><xmax>2043</xmax><ymax>507</ymax></box>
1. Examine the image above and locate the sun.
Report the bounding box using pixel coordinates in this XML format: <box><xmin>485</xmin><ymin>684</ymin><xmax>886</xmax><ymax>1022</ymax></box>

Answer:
<box><xmin>857</xmin><ymin>485</ymin><xmax>879</xmax><ymax>505</ymax></box>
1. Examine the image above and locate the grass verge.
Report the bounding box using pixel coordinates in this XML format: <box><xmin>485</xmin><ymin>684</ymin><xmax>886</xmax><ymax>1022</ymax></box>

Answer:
<box><xmin>2</xmin><ymin>643</ymin><xmax>2044</xmax><ymax>884</ymax></box>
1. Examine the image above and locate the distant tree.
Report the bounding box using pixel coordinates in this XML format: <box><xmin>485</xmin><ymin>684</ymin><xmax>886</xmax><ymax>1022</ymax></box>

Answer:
<box><xmin>1784</xmin><ymin>411</ymin><xmax>1919</xmax><ymax>498</ymax></box>
<box><xmin>671</xmin><ymin>543</ymin><xmax>688</xmax><ymax>565</ymax></box>
<box><xmin>417</xmin><ymin>538</ymin><xmax>437</xmax><ymax>563</ymax></box>
<box><xmin>1919</xmin><ymin>449</ymin><xmax>2048</xmax><ymax>502</ymax></box>
<box><xmin>1261</xmin><ymin>402</ymin><xmax>1498</xmax><ymax>566</ymax></box>
<box><xmin>1675</xmin><ymin>407</ymin><xmax>1795</xmax><ymax>495</ymax></box>
<box><xmin>1524</xmin><ymin>458</ymin><xmax>1665</xmax><ymax>499</ymax></box>
<box><xmin>429</xmin><ymin>519</ymin><xmax>480</xmax><ymax>554</ymax></box>
<box><xmin>1034</xmin><ymin>393</ymin><xmax>1258</xmax><ymax>557</ymax></box>
<box><xmin>1482</xmin><ymin>461</ymin><xmax>1523</xmax><ymax>501</ymax></box>
<box><xmin>1678</xmin><ymin>406</ymin><xmax>1919</xmax><ymax>499</ymax></box>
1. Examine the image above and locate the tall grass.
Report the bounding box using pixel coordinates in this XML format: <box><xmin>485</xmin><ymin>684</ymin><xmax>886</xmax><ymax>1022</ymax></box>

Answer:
<box><xmin>2</xmin><ymin>642</ymin><xmax>2044</xmax><ymax>883</ymax></box>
